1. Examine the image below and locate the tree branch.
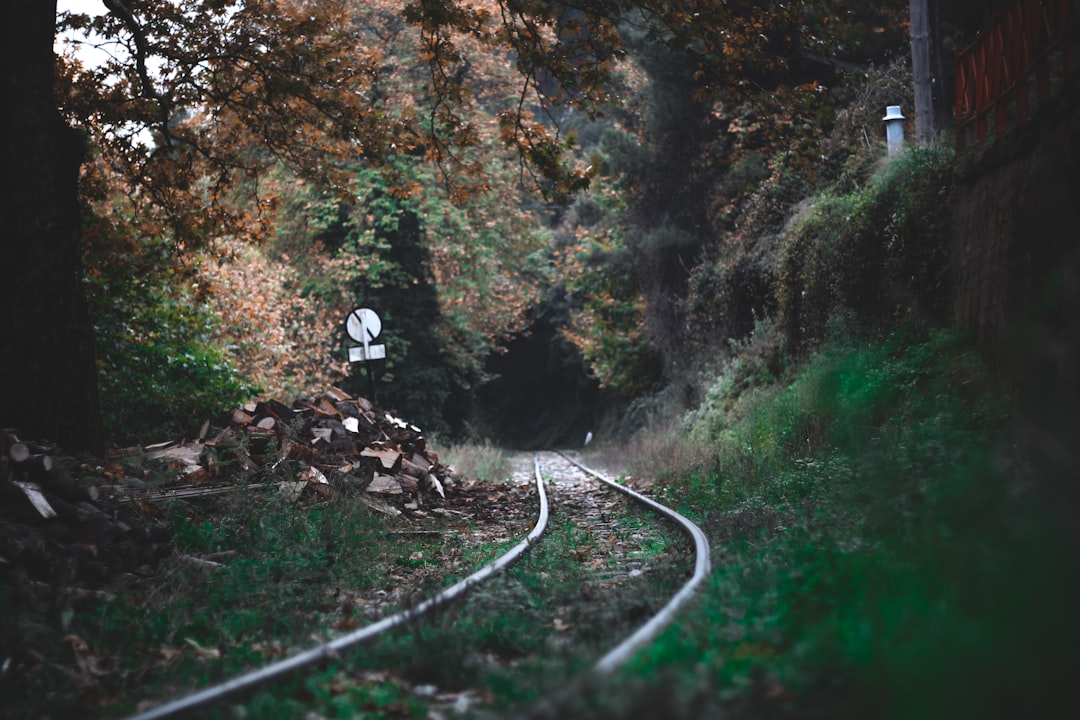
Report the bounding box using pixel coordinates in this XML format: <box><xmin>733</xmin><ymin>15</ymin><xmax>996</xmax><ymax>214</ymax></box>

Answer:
<box><xmin>102</xmin><ymin>0</ymin><xmax>173</xmax><ymax>147</ymax></box>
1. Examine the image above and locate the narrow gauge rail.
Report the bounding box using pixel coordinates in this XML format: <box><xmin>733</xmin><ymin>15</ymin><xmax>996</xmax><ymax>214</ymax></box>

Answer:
<box><xmin>127</xmin><ymin>452</ymin><xmax>709</xmax><ymax>719</ymax></box>
<box><xmin>548</xmin><ymin>451</ymin><xmax>711</xmax><ymax>673</ymax></box>
<box><xmin>126</xmin><ymin>458</ymin><xmax>550</xmax><ymax>720</ymax></box>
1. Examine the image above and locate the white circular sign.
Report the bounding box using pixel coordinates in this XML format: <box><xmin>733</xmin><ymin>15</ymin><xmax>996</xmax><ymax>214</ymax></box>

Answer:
<box><xmin>346</xmin><ymin>308</ymin><xmax>381</xmax><ymax>343</ymax></box>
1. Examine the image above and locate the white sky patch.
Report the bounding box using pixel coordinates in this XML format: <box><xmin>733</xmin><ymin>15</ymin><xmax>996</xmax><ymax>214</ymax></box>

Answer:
<box><xmin>55</xmin><ymin>0</ymin><xmax>114</xmax><ymax>69</ymax></box>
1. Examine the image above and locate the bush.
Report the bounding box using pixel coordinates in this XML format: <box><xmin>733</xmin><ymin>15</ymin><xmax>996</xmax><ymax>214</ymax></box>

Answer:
<box><xmin>777</xmin><ymin>147</ymin><xmax>953</xmax><ymax>353</ymax></box>
<box><xmin>87</xmin><ymin>233</ymin><xmax>255</xmax><ymax>445</ymax></box>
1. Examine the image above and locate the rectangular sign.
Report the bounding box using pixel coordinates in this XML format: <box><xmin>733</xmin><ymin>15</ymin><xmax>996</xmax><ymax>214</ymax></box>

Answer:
<box><xmin>349</xmin><ymin>344</ymin><xmax>386</xmax><ymax>362</ymax></box>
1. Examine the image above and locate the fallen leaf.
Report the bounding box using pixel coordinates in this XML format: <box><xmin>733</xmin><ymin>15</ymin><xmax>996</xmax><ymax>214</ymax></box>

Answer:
<box><xmin>251</xmin><ymin>642</ymin><xmax>285</xmax><ymax>657</ymax></box>
<box><xmin>184</xmin><ymin>638</ymin><xmax>221</xmax><ymax>660</ymax></box>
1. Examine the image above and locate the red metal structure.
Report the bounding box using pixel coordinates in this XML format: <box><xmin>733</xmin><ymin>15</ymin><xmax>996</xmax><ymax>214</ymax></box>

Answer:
<box><xmin>955</xmin><ymin>0</ymin><xmax>1080</xmax><ymax>149</ymax></box>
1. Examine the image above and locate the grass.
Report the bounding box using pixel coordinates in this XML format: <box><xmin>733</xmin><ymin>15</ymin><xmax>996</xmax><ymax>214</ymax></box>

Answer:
<box><xmin>435</xmin><ymin>439</ymin><xmax>514</xmax><ymax>483</ymax></box>
<box><xmin>221</xmin><ymin>492</ymin><xmax>690</xmax><ymax>718</ymax></box>
<box><xmin>0</xmin><ymin>479</ymin><xmax>527</xmax><ymax>719</ymax></box>
<box><xmin>561</xmin><ymin>325</ymin><xmax>1080</xmax><ymax>719</ymax></box>
<box><xmin>1</xmin><ymin>438</ymin><xmax>691</xmax><ymax>719</ymax></box>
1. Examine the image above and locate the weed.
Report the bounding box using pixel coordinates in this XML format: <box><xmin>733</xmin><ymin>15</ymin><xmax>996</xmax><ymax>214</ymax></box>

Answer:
<box><xmin>437</xmin><ymin>440</ymin><xmax>513</xmax><ymax>482</ymax></box>
<box><xmin>552</xmin><ymin>328</ymin><xmax>1080</xmax><ymax>719</ymax></box>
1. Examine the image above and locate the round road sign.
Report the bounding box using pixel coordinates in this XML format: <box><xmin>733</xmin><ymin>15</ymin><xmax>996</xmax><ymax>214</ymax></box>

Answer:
<box><xmin>346</xmin><ymin>308</ymin><xmax>381</xmax><ymax>344</ymax></box>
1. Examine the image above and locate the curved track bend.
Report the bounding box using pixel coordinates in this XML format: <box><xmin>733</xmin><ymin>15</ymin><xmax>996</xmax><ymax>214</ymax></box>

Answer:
<box><xmin>549</xmin><ymin>451</ymin><xmax>711</xmax><ymax>673</ymax></box>
<box><xmin>128</xmin><ymin>451</ymin><xmax>710</xmax><ymax>719</ymax></box>
<box><xmin>127</xmin><ymin>459</ymin><xmax>550</xmax><ymax>720</ymax></box>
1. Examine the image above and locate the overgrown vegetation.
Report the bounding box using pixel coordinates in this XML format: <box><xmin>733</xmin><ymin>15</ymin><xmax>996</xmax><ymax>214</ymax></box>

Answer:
<box><xmin>592</xmin><ymin>325</ymin><xmax>1080</xmax><ymax>720</ymax></box>
<box><xmin>13</xmin><ymin>1</ymin><xmax>1076</xmax><ymax>717</ymax></box>
<box><xmin>85</xmin><ymin>227</ymin><xmax>256</xmax><ymax>444</ymax></box>
<box><xmin>0</xmin><ymin>483</ymin><xmax>518</xmax><ymax>719</ymax></box>
<box><xmin>778</xmin><ymin>148</ymin><xmax>954</xmax><ymax>353</ymax></box>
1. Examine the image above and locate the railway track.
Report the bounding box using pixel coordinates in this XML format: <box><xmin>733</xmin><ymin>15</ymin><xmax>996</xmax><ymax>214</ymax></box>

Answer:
<box><xmin>127</xmin><ymin>451</ymin><xmax>710</xmax><ymax>719</ymax></box>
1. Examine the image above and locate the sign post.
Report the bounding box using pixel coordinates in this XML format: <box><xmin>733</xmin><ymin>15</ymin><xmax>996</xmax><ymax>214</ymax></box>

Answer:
<box><xmin>346</xmin><ymin>307</ymin><xmax>385</xmax><ymax>403</ymax></box>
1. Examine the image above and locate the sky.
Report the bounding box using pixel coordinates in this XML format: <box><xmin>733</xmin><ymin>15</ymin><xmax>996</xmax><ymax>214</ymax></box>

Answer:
<box><xmin>57</xmin><ymin>0</ymin><xmax>106</xmax><ymax>16</ymax></box>
<box><xmin>55</xmin><ymin>1</ymin><xmax>111</xmax><ymax>68</ymax></box>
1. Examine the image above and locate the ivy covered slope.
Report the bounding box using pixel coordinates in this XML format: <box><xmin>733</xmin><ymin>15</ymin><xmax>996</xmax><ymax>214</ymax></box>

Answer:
<box><xmin>567</xmin><ymin>325</ymin><xmax>1078</xmax><ymax>720</ymax></box>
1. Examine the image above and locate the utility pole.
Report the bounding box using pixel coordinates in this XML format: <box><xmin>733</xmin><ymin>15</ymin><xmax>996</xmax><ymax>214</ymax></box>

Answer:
<box><xmin>910</xmin><ymin>0</ymin><xmax>947</xmax><ymax>144</ymax></box>
<box><xmin>910</xmin><ymin>0</ymin><xmax>934</xmax><ymax>143</ymax></box>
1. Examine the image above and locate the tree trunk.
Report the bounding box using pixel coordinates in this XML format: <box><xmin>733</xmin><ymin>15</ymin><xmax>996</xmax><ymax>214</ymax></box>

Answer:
<box><xmin>910</xmin><ymin>0</ymin><xmax>948</xmax><ymax>144</ymax></box>
<box><xmin>1</xmin><ymin>1</ymin><xmax>103</xmax><ymax>453</ymax></box>
<box><xmin>910</xmin><ymin>0</ymin><xmax>934</xmax><ymax>143</ymax></box>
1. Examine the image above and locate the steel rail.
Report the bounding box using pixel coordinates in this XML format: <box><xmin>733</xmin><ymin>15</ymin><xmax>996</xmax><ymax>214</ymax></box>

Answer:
<box><xmin>552</xmin><ymin>451</ymin><xmax>711</xmax><ymax>674</ymax></box>
<box><xmin>126</xmin><ymin>457</ymin><xmax>550</xmax><ymax>720</ymax></box>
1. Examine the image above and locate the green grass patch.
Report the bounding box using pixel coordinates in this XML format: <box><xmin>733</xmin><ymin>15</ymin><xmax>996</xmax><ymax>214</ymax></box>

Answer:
<box><xmin>0</xmin><ymin>485</ymin><xmax>521</xmax><ymax>719</ymax></box>
<box><xmin>219</xmin><ymin>493</ymin><xmax>689</xmax><ymax>718</ymax></box>
<box><xmin>560</xmin><ymin>328</ymin><xmax>1080</xmax><ymax>719</ymax></box>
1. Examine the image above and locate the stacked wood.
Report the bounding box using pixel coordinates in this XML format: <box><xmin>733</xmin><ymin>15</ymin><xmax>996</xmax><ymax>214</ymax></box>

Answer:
<box><xmin>1</xmin><ymin>429</ymin><xmax>172</xmax><ymax>593</ymax></box>
<box><xmin>0</xmin><ymin>389</ymin><xmax>454</xmax><ymax>595</ymax></box>
<box><xmin>123</xmin><ymin>387</ymin><xmax>456</xmax><ymax>509</ymax></box>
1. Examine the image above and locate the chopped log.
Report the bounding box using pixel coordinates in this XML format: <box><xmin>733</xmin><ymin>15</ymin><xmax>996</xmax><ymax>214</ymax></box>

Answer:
<box><xmin>356</xmin><ymin>494</ymin><xmax>401</xmax><ymax>517</ymax></box>
<box><xmin>176</xmin><ymin>553</ymin><xmax>225</xmax><ymax>571</ymax></box>
<box><xmin>397</xmin><ymin>474</ymin><xmax>419</xmax><ymax>494</ymax></box>
<box><xmin>254</xmin><ymin>416</ymin><xmax>277</xmax><ymax>431</ymax></box>
<box><xmin>203</xmin><ymin>427</ymin><xmax>233</xmax><ymax>448</ymax></box>
<box><xmin>145</xmin><ymin>444</ymin><xmax>201</xmax><ymax>465</ymax></box>
<box><xmin>366</xmin><ymin>474</ymin><xmax>403</xmax><ymax>495</ymax></box>
<box><xmin>325</xmin><ymin>387</ymin><xmax>353</xmax><ymax>403</ymax></box>
<box><xmin>12</xmin><ymin>481</ymin><xmax>57</xmax><ymax>519</ymax></box>
<box><xmin>427</xmin><ymin>475</ymin><xmax>445</xmax><ymax>498</ymax></box>
<box><xmin>7</xmin><ymin>441</ymin><xmax>31</xmax><ymax>464</ymax></box>
<box><xmin>316</xmin><ymin>397</ymin><xmax>342</xmax><ymax>418</ymax></box>
<box><xmin>245</xmin><ymin>426</ymin><xmax>276</xmax><ymax>455</ymax></box>
<box><xmin>181</xmin><ymin>465</ymin><xmax>210</xmax><ymax>484</ymax></box>
<box><xmin>282</xmin><ymin>437</ymin><xmax>318</xmax><ymax>465</ymax></box>
<box><xmin>347</xmin><ymin>457</ymin><xmax>379</xmax><ymax>483</ymax></box>
<box><xmin>229</xmin><ymin>408</ymin><xmax>255</xmax><ymax>426</ymax></box>
<box><xmin>400</xmin><ymin>457</ymin><xmax>431</xmax><ymax>482</ymax></box>
<box><xmin>360</xmin><ymin>447</ymin><xmax>402</xmax><ymax>474</ymax></box>
<box><xmin>21</xmin><ymin>454</ymin><xmax>54</xmax><ymax>478</ymax></box>
<box><xmin>255</xmin><ymin>399</ymin><xmax>295</xmax><ymax>424</ymax></box>
<box><xmin>299</xmin><ymin>466</ymin><xmax>329</xmax><ymax>485</ymax></box>
<box><xmin>37</xmin><ymin>469</ymin><xmax>99</xmax><ymax>503</ymax></box>
<box><xmin>338</xmin><ymin>473</ymin><xmax>371</xmax><ymax>492</ymax></box>
<box><xmin>0</xmin><ymin>480</ymin><xmax>53</xmax><ymax>523</ymax></box>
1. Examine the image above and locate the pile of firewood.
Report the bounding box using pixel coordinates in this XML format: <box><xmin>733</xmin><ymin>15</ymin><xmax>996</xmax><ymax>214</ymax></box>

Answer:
<box><xmin>1</xmin><ymin>429</ymin><xmax>171</xmax><ymax>591</ymax></box>
<box><xmin>0</xmin><ymin>388</ymin><xmax>454</xmax><ymax>594</ymax></box>
<box><xmin>129</xmin><ymin>387</ymin><xmax>455</xmax><ymax>513</ymax></box>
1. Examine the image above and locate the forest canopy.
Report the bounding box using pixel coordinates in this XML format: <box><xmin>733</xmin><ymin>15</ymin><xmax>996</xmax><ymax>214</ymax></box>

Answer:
<box><xmin>4</xmin><ymin>0</ymin><xmax>952</xmax><ymax>448</ymax></box>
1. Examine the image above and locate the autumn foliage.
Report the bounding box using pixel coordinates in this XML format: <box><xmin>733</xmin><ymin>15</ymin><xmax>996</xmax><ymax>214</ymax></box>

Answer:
<box><xmin>50</xmin><ymin>0</ymin><xmax>916</xmax><ymax>439</ymax></box>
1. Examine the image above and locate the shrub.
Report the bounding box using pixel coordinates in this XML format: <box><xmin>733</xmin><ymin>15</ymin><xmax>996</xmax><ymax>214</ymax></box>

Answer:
<box><xmin>777</xmin><ymin>147</ymin><xmax>953</xmax><ymax>353</ymax></box>
<box><xmin>88</xmin><ymin>237</ymin><xmax>255</xmax><ymax>445</ymax></box>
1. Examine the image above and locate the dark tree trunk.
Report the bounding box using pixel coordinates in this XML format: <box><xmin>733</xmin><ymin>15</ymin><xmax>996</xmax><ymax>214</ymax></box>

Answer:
<box><xmin>1</xmin><ymin>1</ymin><xmax>103</xmax><ymax>453</ymax></box>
